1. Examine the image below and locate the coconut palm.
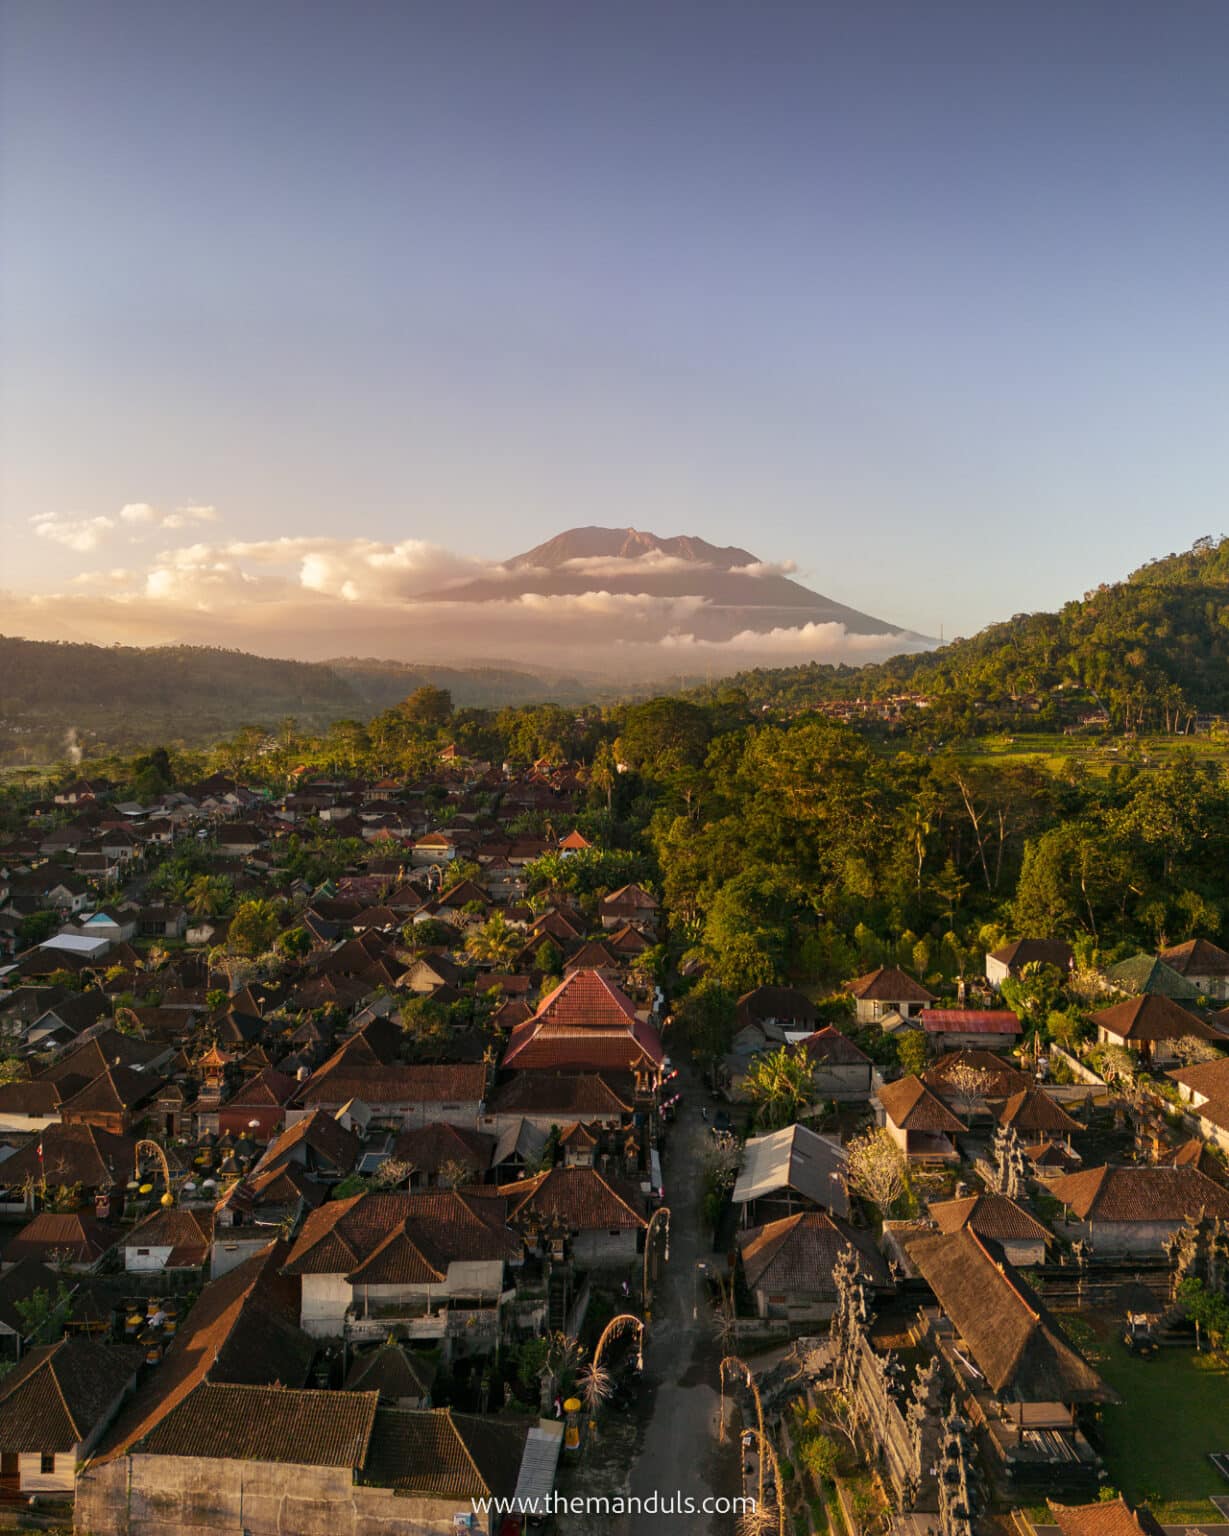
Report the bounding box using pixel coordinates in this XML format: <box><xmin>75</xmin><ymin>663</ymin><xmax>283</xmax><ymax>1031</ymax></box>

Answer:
<box><xmin>464</xmin><ymin>913</ymin><xmax>521</xmax><ymax>969</ymax></box>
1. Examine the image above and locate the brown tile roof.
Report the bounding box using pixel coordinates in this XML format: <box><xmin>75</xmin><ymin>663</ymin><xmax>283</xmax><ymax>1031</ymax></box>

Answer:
<box><xmin>929</xmin><ymin>1191</ymin><xmax>1051</xmax><ymax>1245</ymax></box>
<box><xmin>999</xmin><ymin>1086</ymin><xmax>1081</xmax><ymax>1134</ymax></box>
<box><xmin>283</xmin><ymin>1190</ymin><xmax>521</xmax><ymax>1278</ymax></box>
<box><xmin>799</xmin><ymin>1026</ymin><xmax>871</xmax><ymax>1066</ymax></box>
<box><xmin>59</xmin><ymin>1064</ymin><xmax>162</xmax><ymax>1117</ymax></box>
<box><xmin>1048</xmin><ymin>1164</ymin><xmax>1229</xmax><ymax>1222</ymax></box>
<box><xmin>1047</xmin><ymin>1497</ymin><xmax>1166</xmax><ymax>1536</ymax></box>
<box><xmin>138</xmin><ymin>1382</ymin><xmax>378</xmax><ymax>1466</ymax></box>
<box><xmin>0</xmin><ymin>1339</ymin><xmax>144</xmax><ymax>1452</ymax></box>
<box><xmin>123</xmin><ymin>1207</ymin><xmax>214</xmax><ymax>1266</ymax></box>
<box><xmin>737</xmin><ymin>1212</ymin><xmax>888</xmax><ymax>1295</ymax></box>
<box><xmin>505</xmin><ymin>1165</ymin><xmax>646</xmax><ymax>1232</ymax></box>
<box><xmin>0</xmin><ymin>1123</ymin><xmax>136</xmax><ymax>1192</ymax></box>
<box><xmin>907</xmin><ymin>1228</ymin><xmax>1114</xmax><ymax>1402</ymax></box>
<box><xmin>4</xmin><ymin>1211</ymin><xmax>117</xmax><ymax>1266</ymax></box>
<box><xmin>345</xmin><ymin>1340</ymin><xmax>435</xmax><ymax>1401</ymax></box>
<box><xmin>502</xmin><ymin>971</ymin><xmax>663</xmax><ymax>1072</ymax></box>
<box><xmin>1092</xmin><ymin>993</ymin><xmax>1217</xmax><ymax>1043</ymax></box>
<box><xmin>531</xmin><ymin>969</ymin><xmax>638</xmax><ymax>1028</ymax></box>
<box><xmin>225</xmin><ymin>1068</ymin><xmax>298</xmax><ymax>1109</ymax></box>
<box><xmin>393</xmin><ymin>1121</ymin><xmax>496</xmax><ymax>1177</ymax></box>
<box><xmin>988</xmin><ymin>939</ymin><xmax>1073</xmax><ymax>972</ymax></box>
<box><xmin>877</xmin><ymin>1075</ymin><xmax>966</xmax><ymax>1133</ymax></box>
<box><xmin>845</xmin><ymin>967</ymin><xmax>935</xmax><ymax>1005</ymax></box>
<box><xmin>926</xmin><ymin>1050</ymin><xmax>1032</xmax><ymax>1098</ymax></box>
<box><xmin>362</xmin><ymin>1406</ymin><xmax>527</xmax><ymax>1499</ymax></box>
<box><xmin>1167</xmin><ymin>1055</ymin><xmax>1229</xmax><ymax>1097</ymax></box>
<box><xmin>1157</xmin><ymin>937</ymin><xmax>1229</xmax><ymax>980</ymax></box>
<box><xmin>486</xmin><ymin>1071</ymin><xmax>634</xmax><ymax>1118</ymax></box>
<box><xmin>255</xmin><ymin>1106</ymin><xmax>361</xmax><ymax>1177</ymax></box>
<box><xmin>299</xmin><ymin>1061</ymin><xmax>486</xmax><ymax>1107</ymax></box>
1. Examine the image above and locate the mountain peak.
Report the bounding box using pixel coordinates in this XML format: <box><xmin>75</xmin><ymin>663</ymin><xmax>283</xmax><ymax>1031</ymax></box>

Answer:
<box><xmin>511</xmin><ymin>525</ymin><xmax>760</xmax><ymax>571</ymax></box>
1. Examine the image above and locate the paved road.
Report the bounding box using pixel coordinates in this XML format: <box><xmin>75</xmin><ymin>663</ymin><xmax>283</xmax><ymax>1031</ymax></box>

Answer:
<box><xmin>556</xmin><ymin>1073</ymin><xmax>743</xmax><ymax>1534</ymax></box>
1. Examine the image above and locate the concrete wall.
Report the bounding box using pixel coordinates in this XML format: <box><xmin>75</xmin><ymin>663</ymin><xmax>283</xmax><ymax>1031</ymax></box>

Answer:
<box><xmin>19</xmin><ymin>1449</ymin><xmax>76</xmax><ymax>1494</ymax></box>
<box><xmin>301</xmin><ymin>1272</ymin><xmax>352</xmax><ymax>1336</ymax></box>
<box><xmin>76</xmin><ymin>1454</ymin><xmax>491</xmax><ymax>1536</ymax></box>
<box><xmin>572</xmin><ymin>1229</ymin><xmax>638</xmax><ymax>1268</ymax></box>
<box><xmin>812</xmin><ymin>1063</ymin><xmax>872</xmax><ymax>1100</ymax></box>
<box><xmin>1055</xmin><ymin>1216</ymin><xmax>1181</xmax><ymax>1256</ymax></box>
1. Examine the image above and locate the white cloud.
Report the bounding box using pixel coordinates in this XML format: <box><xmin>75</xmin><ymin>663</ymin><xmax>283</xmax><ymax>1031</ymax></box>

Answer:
<box><xmin>122</xmin><ymin>501</ymin><xmax>218</xmax><ymax>531</ymax></box>
<box><xmin>30</xmin><ymin>512</ymin><xmax>116</xmax><ymax>553</ymax></box>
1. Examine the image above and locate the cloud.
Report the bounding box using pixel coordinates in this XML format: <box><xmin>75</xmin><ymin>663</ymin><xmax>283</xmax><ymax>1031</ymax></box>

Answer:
<box><xmin>655</xmin><ymin>620</ymin><xmax>928</xmax><ymax>658</ymax></box>
<box><xmin>121</xmin><ymin>502</ymin><xmax>218</xmax><ymax>531</ymax></box>
<box><xmin>30</xmin><ymin>512</ymin><xmax>116</xmax><ymax>552</ymax></box>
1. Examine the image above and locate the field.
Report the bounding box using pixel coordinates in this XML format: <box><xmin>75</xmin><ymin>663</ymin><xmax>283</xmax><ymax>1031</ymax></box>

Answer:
<box><xmin>1088</xmin><ymin>1328</ymin><xmax>1229</xmax><ymax>1523</ymax></box>
<box><xmin>942</xmin><ymin>731</ymin><xmax>1229</xmax><ymax>777</ymax></box>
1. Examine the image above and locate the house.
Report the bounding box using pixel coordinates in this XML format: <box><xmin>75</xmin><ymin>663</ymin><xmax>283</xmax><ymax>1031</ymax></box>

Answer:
<box><xmin>1167</xmin><ymin>1054</ymin><xmax>1229</xmax><ymax>1153</ymax></box>
<box><xmin>295</xmin><ymin>1060</ymin><xmax>487</xmax><ymax>1131</ymax></box>
<box><xmin>985</xmin><ymin>939</ymin><xmax>1073</xmax><ymax>989</ymax></box>
<box><xmin>598</xmin><ymin>883</ymin><xmax>659</xmax><ymax>932</ymax></box>
<box><xmin>918</xmin><ymin>1008</ymin><xmax>1022</xmax><ymax>1053</ymax></box>
<box><xmin>1090</xmin><ymin>994</ymin><xmax>1218</xmax><ymax>1065</ymax></box>
<box><xmin>78</xmin><ymin>909</ymin><xmax>138</xmax><ymax>945</ymax></box>
<box><xmin>731</xmin><ymin>1123</ymin><xmax>850</xmax><ymax>1225</ymax></box>
<box><xmin>282</xmin><ymin>1189</ymin><xmax>522</xmax><ymax>1338</ymax></box>
<box><xmin>735</xmin><ymin>1212</ymin><xmax>889</xmax><ymax>1322</ymax></box>
<box><xmin>875</xmin><ymin>1075</ymin><xmax>966</xmax><ymax>1163</ymax></box>
<box><xmin>734</xmin><ymin>985</ymin><xmax>819</xmax><ymax>1036</ymax></box>
<box><xmin>122</xmin><ymin>1207</ymin><xmax>214</xmax><ymax>1273</ymax></box>
<box><xmin>924</xmin><ymin>1049</ymin><xmax>1032</xmax><ymax>1112</ymax></box>
<box><xmin>907</xmin><ymin>1227</ymin><xmax>1113</xmax><ymax>1493</ymax></box>
<box><xmin>4</xmin><ymin>1211</ymin><xmax>118</xmax><ymax>1272</ymax></box>
<box><xmin>928</xmin><ymin>1190</ymin><xmax>1051</xmax><ymax>1267</ymax></box>
<box><xmin>1047</xmin><ymin>1164</ymin><xmax>1229</xmax><ymax>1254</ymax></box>
<box><xmin>217</xmin><ymin>1068</ymin><xmax>298</xmax><ymax>1140</ymax></box>
<box><xmin>501</xmin><ymin>969</ymin><xmax>664</xmax><ymax>1080</ymax></box>
<box><xmin>0</xmin><ymin>1338</ymin><xmax>143</xmax><ymax>1499</ymax></box>
<box><xmin>798</xmin><ymin>1027</ymin><xmax>874</xmax><ymax>1100</ymax></box>
<box><xmin>481</xmin><ymin>1071</ymin><xmax>635</xmax><ymax>1136</ymax></box>
<box><xmin>392</xmin><ymin>1121</ymin><xmax>496</xmax><ymax>1187</ymax></box>
<box><xmin>845</xmin><ymin>967</ymin><xmax>934</xmax><ymax>1025</ymax></box>
<box><xmin>1104</xmin><ymin>953</ymin><xmax>1200</xmax><ymax>1002</ymax></box>
<box><xmin>999</xmin><ymin>1086</ymin><xmax>1082</xmax><ymax>1146</ymax></box>
<box><xmin>505</xmin><ymin>1164</ymin><xmax>647</xmax><ymax>1269</ymax></box>
<box><xmin>1158</xmin><ymin>937</ymin><xmax>1229</xmax><ymax>1001</ymax></box>
<box><xmin>343</xmin><ymin>1337</ymin><xmax>435</xmax><ymax>1407</ymax></box>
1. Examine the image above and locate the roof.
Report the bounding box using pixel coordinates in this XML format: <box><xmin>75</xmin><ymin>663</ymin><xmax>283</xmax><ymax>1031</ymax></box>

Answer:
<box><xmin>988</xmin><ymin>940</ymin><xmax>1074</xmax><ymax>972</ymax></box>
<box><xmin>1091</xmin><ymin>994</ymin><xmax>1217</xmax><ymax>1043</ymax></box>
<box><xmin>845</xmin><ymin>967</ymin><xmax>935</xmax><ymax>1005</ymax></box>
<box><xmin>731</xmin><ymin>1124</ymin><xmax>850</xmax><ymax>1217</ymax></box>
<box><xmin>1167</xmin><ymin>1055</ymin><xmax>1229</xmax><ymax>1098</ymax></box>
<box><xmin>1048</xmin><ymin>1164</ymin><xmax>1229</xmax><ymax>1222</ymax></box>
<box><xmin>299</xmin><ymin>1061</ymin><xmax>487</xmax><ymax>1107</ymax></box>
<box><xmin>1105</xmin><ymin>954</ymin><xmax>1200</xmax><ymax>1001</ymax></box>
<box><xmin>907</xmin><ymin>1228</ymin><xmax>1114</xmax><ymax>1402</ymax></box>
<box><xmin>735</xmin><ymin>986</ymin><xmax>819</xmax><ymax>1028</ymax></box>
<box><xmin>5</xmin><ymin>1211</ymin><xmax>116</xmax><ymax>1266</ymax></box>
<box><xmin>926</xmin><ymin>1050</ymin><xmax>1032</xmax><ymax>1098</ymax></box>
<box><xmin>123</xmin><ymin>1207</ymin><xmax>214</xmax><ymax>1266</ymax></box>
<box><xmin>363</xmin><ymin>1406</ymin><xmax>528</xmax><ymax>1499</ymax></box>
<box><xmin>1047</xmin><ymin>1498</ymin><xmax>1166</xmax><ymax>1536</ymax></box>
<box><xmin>1158</xmin><ymin>937</ymin><xmax>1229</xmax><ymax>981</ymax></box>
<box><xmin>0</xmin><ymin>1259</ymin><xmax>62</xmax><ymax>1335</ymax></box>
<box><xmin>929</xmin><ymin>1191</ymin><xmax>1051</xmax><ymax>1246</ymax></box>
<box><xmin>502</xmin><ymin>970</ymin><xmax>663</xmax><ymax>1073</ymax></box>
<box><xmin>345</xmin><ymin>1339</ymin><xmax>435</xmax><ymax>1400</ymax></box>
<box><xmin>393</xmin><ymin>1121</ymin><xmax>496</xmax><ymax>1176</ymax></box>
<box><xmin>487</xmin><ymin>1071</ymin><xmax>636</xmax><ymax>1119</ymax></box>
<box><xmin>138</xmin><ymin>1383</ymin><xmax>378</xmax><ymax>1467</ymax></box>
<box><xmin>0</xmin><ymin>1339</ymin><xmax>144</xmax><ymax>1452</ymax></box>
<box><xmin>283</xmin><ymin>1190</ymin><xmax>521</xmax><ymax>1278</ymax></box>
<box><xmin>505</xmin><ymin>1165</ymin><xmax>647</xmax><ymax>1231</ymax></box>
<box><xmin>799</xmin><ymin>1026</ymin><xmax>871</xmax><ymax>1066</ymax></box>
<box><xmin>919</xmin><ymin>1009</ymin><xmax>1021</xmax><ymax>1035</ymax></box>
<box><xmin>1000</xmin><ymin>1087</ymin><xmax>1081</xmax><ymax>1134</ymax></box>
<box><xmin>532</xmin><ymin>968</ymin><xmax>639</xmax><ymax>1028</ymax></box>
<box><xmin>737</xmin><ymin>1212</ymin><xmax>888</xmax><ymax>1295</ymax></box>
<box><xmin>877</xmin><ymin>1076</ymin><xmax>967</xmax><ymax>1133</ymax></box>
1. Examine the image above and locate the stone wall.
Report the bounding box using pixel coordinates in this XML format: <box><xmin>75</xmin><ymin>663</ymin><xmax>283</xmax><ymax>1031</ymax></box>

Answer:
<box><xmin>75</xmin><ymin>1454</ymin><xmax>485</xmax><ymax>1536</ymax></box>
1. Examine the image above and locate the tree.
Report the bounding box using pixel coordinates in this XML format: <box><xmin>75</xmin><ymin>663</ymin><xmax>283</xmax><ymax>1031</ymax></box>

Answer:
<box><xmin>845</xmin><ymin>1128</ymin><xmax>908</xmax><ymax>1215</ymax></box>
<box><xmin>400</xmin><ymin>685</ymin><xmax>453</xmax><ymax>727</ymax></box>
<box><xmin>673</xmin><ymin>979</ymin><xmax>736</xmax><ymax>1066</ymax></box>
<box><xmin>227</xmin><ymin>898</ymin><xmax>281</xmax><ymax>958</ymax></box>
<box><xmin>941</xmin><ymin>1063</ymin><xmax>997</xmax><ymax>1120</ymax></box>
<box><xmin>895</xmin><ymin>1030</ymin><xmax>928</xmax><ymax>1078</ymax></box>
<box><xmin>14</xmin><ymin>1281</ymin><xmax>73</xmax><ymax>1345</ymax></box>
<box><xmin>744</xmin><ymin>1046</ymin><xmax>813</xmax><ymax>1130</ymax></box>
<box><xmin>1177</xmin><ymin>1275</ymin><xmax>1229</xmax><ymax>1352</ymax></box>
<box><xmin>464</xmin><ymin>913</ymin><xmax>521</xmax><ymax>969</ymax></box>
<box><xmin>185</xmin><ymin>874</ymin><xmax>233</xmax><ymax>918</ymax></box>
<box><xmin>1001</xmin><ymin>961</ymin><xmax>1064</xmax><ymax>1055</ymax></box>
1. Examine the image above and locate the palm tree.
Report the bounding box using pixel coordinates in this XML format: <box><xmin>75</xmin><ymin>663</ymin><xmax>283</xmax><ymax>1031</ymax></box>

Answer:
<box><xmin>464</xmin><ymin>913</ymin><xmax>521</xmax><ymax>969</ymax></box>
<box><xmin>186</xmin><ymin>874</ymin><xmax>233</xmax><ymax>919</ymax></box>
<box><xmin>744</xmin><ymin>1046</ymin><xmax>813</xmax><ymax>1130</ymax></box>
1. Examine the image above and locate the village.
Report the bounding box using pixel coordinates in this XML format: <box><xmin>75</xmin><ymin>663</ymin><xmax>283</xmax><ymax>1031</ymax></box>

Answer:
<box><xmin>0</xmin><ymin>747</ymin><xmax>1226</xmax><ymax>1536</ymax></box>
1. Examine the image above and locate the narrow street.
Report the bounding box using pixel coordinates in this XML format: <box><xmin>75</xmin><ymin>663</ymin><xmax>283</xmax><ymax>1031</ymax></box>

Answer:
<box><xmin>556</xmin><ymin>1067</ymin><xmax>744</xmax><ymax>1534</ymax></box>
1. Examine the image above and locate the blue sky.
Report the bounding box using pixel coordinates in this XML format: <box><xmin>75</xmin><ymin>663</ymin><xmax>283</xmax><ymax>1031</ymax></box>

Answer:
<box><xmin>2</xmin><ymin>0</ymin><xmax>1227</xmax><ymax>648</ymax></box>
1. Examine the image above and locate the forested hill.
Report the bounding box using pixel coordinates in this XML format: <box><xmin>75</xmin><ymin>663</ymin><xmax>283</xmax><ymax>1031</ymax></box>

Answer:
<box><xmin>0</xmin><ymin>638</ymin><xmax>587</xmax><ymax>762</ymax></box>
<box><xmin>702</xmin><ymin>536</ymin><xmax>1229</xmax><ymax>734</ymax></box>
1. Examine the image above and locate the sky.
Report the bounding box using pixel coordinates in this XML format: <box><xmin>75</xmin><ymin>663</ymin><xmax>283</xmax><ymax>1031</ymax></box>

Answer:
<box><xmin>2</xmin><ymin>1</ymin><xmax>1228</xmax><ymax>666</ymax></box>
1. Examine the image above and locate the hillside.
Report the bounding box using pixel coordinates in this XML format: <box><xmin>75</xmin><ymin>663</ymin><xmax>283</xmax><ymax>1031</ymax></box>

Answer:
<box><xmin>702</xmin><ymin>536</ymin><xmax>1229</xmax><ymax>735</ymax></box>
<box><xmin>0</xmin><ymin>638</ymin><xmax>589</xmax><ymax>764</ymax></box>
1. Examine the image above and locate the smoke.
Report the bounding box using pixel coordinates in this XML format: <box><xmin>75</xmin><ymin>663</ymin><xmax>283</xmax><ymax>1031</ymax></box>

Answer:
<box><xmin>64</xmin><ymin>728</ymin><xmax>83</xmax><ymax>766</ymax></box>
